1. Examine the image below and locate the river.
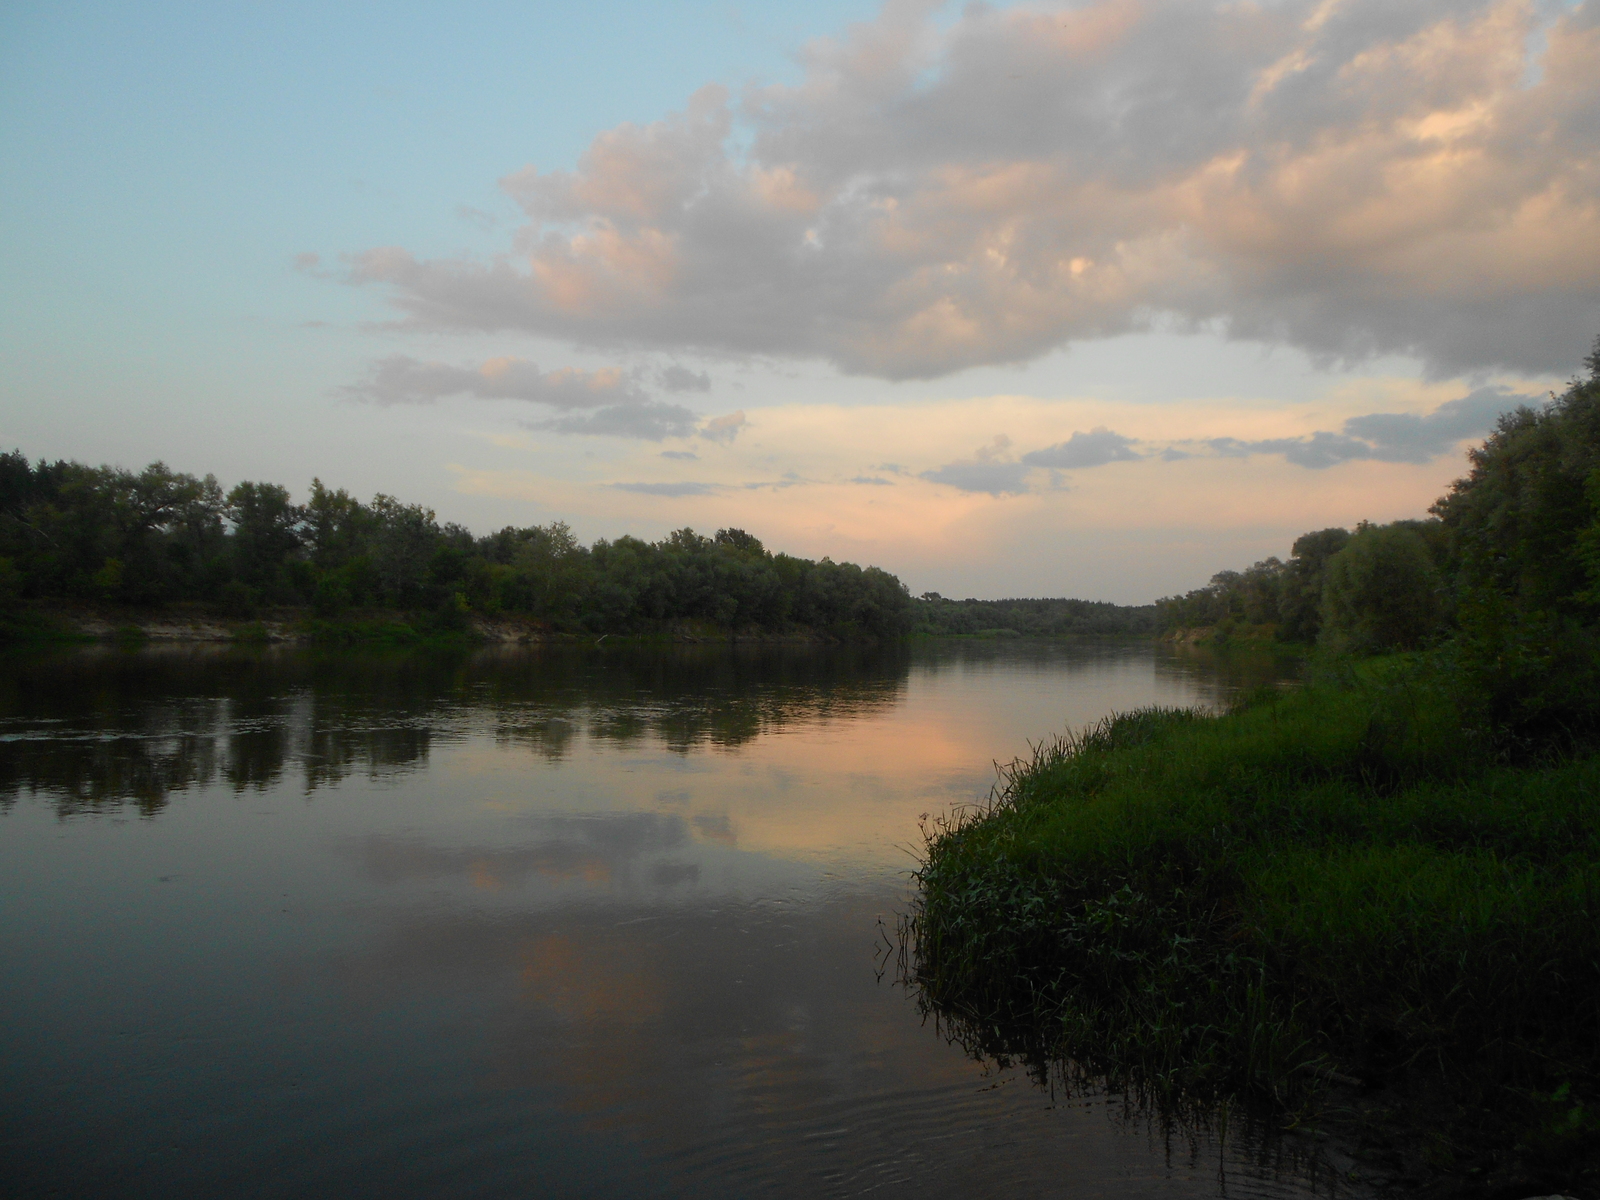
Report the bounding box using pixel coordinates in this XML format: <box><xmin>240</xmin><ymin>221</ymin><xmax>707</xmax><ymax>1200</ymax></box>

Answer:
<box><xmin>0</xmin><ymin>639</ymin><xmax>1338</xmax><ymax>1199</ymax></box>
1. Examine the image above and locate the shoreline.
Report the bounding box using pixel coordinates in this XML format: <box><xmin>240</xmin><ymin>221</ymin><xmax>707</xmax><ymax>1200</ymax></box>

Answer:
<box><xmin>4</xmin><ymin>603</ymin><xmax>1192</xmax><ymax>648</ymax></box>
<box><xmin>1</xmin><ymin>603</ymin><xmax>849</xmax><ymax>647</ymax></box>
<box><xmin>905</xmin><ymin>667</ymin><xmax>1600</xmax><ymax>1200</ymax></box>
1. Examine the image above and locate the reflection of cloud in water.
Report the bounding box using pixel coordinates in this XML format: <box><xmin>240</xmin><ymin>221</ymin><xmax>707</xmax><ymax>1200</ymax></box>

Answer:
<box><xmin>317</xmin><ymin>893</ymin><xmax>1324</xmax><ymax>1197</ymax></box>
<box><xmin>0</xmin><ymin>644</ymin><xmax>916</xmax><ymax>813</ymax></box>
<box><xmin>6</xmin><ymin>641</ymin><xmax>1319</xmax><ymax>1198</ymax></box>
<box><xmin>4</xmin><ymin>642</ymin><xmax>1298</xmax><ymax>878</ymax></box>
<box><xmin>519</xmin><ymin>934</ymin><xmax>665</xmax><ymax>1027</ymax></box>
<box><xmin>650</xmin><ymin>862</ymin><xmax>700</xmax><ymax>888</ymax></box>
<box><xmin>352</xmin><ymin>813</ymin><xmax>694</xmax><ymax>893</ymax></box>
<box><xmin>690</xmin><ymin>811</ymin><xmax>735</xmax><ymax>846</ymax></box>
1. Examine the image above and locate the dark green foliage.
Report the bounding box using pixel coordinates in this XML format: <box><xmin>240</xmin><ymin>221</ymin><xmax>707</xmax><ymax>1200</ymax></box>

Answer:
<box><xmin>1156</xmin><ymin>555</ymin><xmax>1290</xmax><ymax>632</ymax></box>
<box><xmin>227</xmin><ymin>481</ymin><xmax>302</xmax><ymax>597</ymax></box>
<box><xmin>1433</xmin><ymin>367</ymin><xmax>1600</xmax><ymax>743</ymax></box>
<box><xmin>1319</xmin><ymin>522</ymin><xmax>1446</xmax><ymax>653</ymax></box>
<box><xmin>913</xmin><ymin>594</ymin><xmax>1158</xmax><ymax>636</ymax></box>
<box><xmin>1156</xmin><ymin>524</ymin><xmax>1451</xmax><ymax>647</ymax></box>
<box><xmin>0</xmin><ymin>452</ymin><xmax>230</xmax><ymax>606</ymax></box>
<box><xmin>909</xmin><ymin>678</ymin><xmax>1600</xmax><ymax>1181</ymax></box>
<box><xmin>0</xmin><ymin>452</ymin><xmax>913</xmax><ymax>639</ymax></box>
<box><xmin>912</xmin><ymin>337</ymin><xmax>1600</xmax><ymax>1190</ymax></box>
<box><xmin>1435</xmin><ymin>385</ymin><xmax>1600</xmax><ymax>617</ymax></box>
<box><xmin>1278</xmin><ymin>527</ymin><xmax>1350</xmax><ymax>642</ymax></box>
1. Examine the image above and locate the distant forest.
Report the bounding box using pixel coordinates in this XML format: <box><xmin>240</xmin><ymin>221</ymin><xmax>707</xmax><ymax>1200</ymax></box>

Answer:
<box><xmin>37</xmin><ymin>381</ymin><xmax>1591</xmax><ymax>649</ymax></box>
<box><xmin>0</xmin><ymin>452</ymin><xmax>1167</xmax><ymax>640</ymax></box>
<box><xmin>912</xmin><ymin>594</ymin><xmax>1158</xmax><ymax>637</ymax></box>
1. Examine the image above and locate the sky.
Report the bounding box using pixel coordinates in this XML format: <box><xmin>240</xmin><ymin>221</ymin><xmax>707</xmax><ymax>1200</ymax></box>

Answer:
<box><xmin>2</xmin><ymin>0</ymin><xmax>1598</xmax><ymax>603</ymax></box>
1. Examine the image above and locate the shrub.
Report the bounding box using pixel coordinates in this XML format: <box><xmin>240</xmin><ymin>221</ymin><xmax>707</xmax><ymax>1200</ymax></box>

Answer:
<box><xmin>1320</xmin><ymin>523</ymin><xmax>1445</xmax><ymax>653</ymax></box>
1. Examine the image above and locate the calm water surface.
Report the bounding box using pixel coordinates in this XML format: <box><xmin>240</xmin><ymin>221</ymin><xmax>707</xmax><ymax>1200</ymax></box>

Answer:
<box><xmin>0</xmin><ymin>640</ymin><xmax>1329</xmax><ymax>1199</ymax></box>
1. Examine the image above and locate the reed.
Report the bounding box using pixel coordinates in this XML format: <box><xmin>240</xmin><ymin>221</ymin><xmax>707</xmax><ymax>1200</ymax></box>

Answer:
<box><xmin>906</xmin><ymin>660</ymin><xmax>1600</xmax><ymax>1185</ymax></box>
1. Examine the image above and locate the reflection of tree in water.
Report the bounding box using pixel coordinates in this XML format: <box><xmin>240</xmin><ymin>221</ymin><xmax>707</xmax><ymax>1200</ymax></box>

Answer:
<box><xmin>1153</xmin><ymin>642</ymin><xmax>1303</xmax><ymax>710</ymax></box>
<box><xmin>486</xmin><ymin>642</ymin><xmax>911</xmax><ymax>757</ymax></box>
<box><xmin>899</xmin><ymin>962</ymin><xmax>1329</xmax><ymax>1198</ymax></box>
<box><xmin>0</xmin><ymin>642</ymin><xmax>913</xmax><ymax>816</ymax></box>
<box><xmin>0</xmin><ymin>727</ymin><xmax>222</xmax><ymax>819</ymax></box>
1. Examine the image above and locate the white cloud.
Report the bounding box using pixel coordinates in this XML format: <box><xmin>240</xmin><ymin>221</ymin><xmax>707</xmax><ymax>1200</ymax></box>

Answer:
<box><xmin>521</xmin><ymin>402</ymin><xmax>698</xmax><ymax>440</ymax></box>
<box><xmin>347</xmin><ymin>0</ymin><xmax>1600</xmax><ymax>380</ymax></box>
<box><xmin>1201</xmin><ymin>385</ymin><xmax>1536</xmax><ymax>467</ymax></box>
<box><xmin>343</xmin><ymin>354</ymin><xmax>700</xmax><ymax>439</ymax></box>
<box><xmin>700</xmin><ymin>410</ymin><xmax>748</xmax><ymax>443</ymax></box>
<box><xmin>445</xmin><ymin>380</ymin><xmax>1502</xmax><ymax>600</ymax></box>
<box><xmin>657</xmin><ymin>364</ymin><xmax>712</xmax><ymax>393</ymax></box>
<box><xmin>1023</xmin><ymin>427</ymin><xmax>1141</xmax><ymax>469</ymax></box>
<box><xmin>609</xmin><ymin>481</ymin><xmax>721</xmax><ymax>497</ymax></box>
<box><xmin>922</xmin><ymin>433</ymin><xmax>1030</xmax><ymax>495</ymax></box>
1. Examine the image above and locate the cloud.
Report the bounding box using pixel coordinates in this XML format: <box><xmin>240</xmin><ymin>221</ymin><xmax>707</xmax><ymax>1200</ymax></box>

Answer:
<box><xmin>344</xmin><ymin>354</ymin><xmax>699</xmax><ymax>439</ymax></box>
<box><xmin>661</xmin><ymin>450</ymin><xmax>699</xmax><ymax>460</ymax></box>
<box><xmin>1203</xmin><ymin>386</ymin><xmax>1535</xmax><ymax>468</ymax></box>
<box><xmin>608</xmin><ymin>481</ymin><xmax>720</xmax><ymax>497</ymax></box>
<box><xmin>1342</xmin><ymin>386</ymin><xmax>1536</xmax><ymax>463</ymax></box>
<box><xmin>849</xmin><ymin>475</ymin><xmax>894</xmax><ymax>485</ymax></box>
<box><xmin>921</xmin><ymin>434</ymin><xmax>1029</xmax><ymax>495</ymax></box>
<box><xmin>741</xmin><ymin>472</ymin><xmax>806</xmax><ymax>490</ymax></box>
<box><xmin>346</xmin><ymin>2</ymin><xmax>1600</xmax><ymax>380</ymax></box>
<box><xmin>921</xmin><ymin>460</ymin><xmax>1031</xmax><ymax>495</ymax></box>
<box><xmin>657</xmin><ymin>364</ymin><xmax>712</xmax><ymax>393</ymax></box>
<box><xmin>522</xmin><ymin>401</ymin><xmax>699</xmax><ymax>440</ymax></box>
<box><xmin>346</xmin><ymin>354</ymin><xmax>639</xmax><ymax>406</ymax></box>
<box><xmin>455</xmin><ymin>204</ymin><xmax>500</xmax><ymax>232</ymax></box>
<box><xmin>1208</xmin><ymin>431</ymin><xmax>1377</xmax><ymax>469</ymax></box>
<box><xmin>700</xmin><ymin>410</ymin><xmax>747</xmax><ymax>443</ymax></box>
<box><xmin>1022</xmin><ymin>427</ymin><xmax>1141</xmax><ymax>469</ymax></box>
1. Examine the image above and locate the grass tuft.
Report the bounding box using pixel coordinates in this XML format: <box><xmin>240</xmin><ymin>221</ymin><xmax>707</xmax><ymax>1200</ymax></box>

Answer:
<box><xmin>905</xmin><ymin>662</ymin><xmax>1600</xmax><ymax>1189</ymax></box>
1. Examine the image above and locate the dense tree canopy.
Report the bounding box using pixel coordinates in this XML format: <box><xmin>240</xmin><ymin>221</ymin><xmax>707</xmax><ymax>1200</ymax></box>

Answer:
<box><xmin>8</xmin><ymin>335</ymin><xmax>1597</xmax><ymax>660</ymax></box>
<box><xmin>1319</xmin><ymin>523</ymin><xmax>1445</xmax><ymax>653</ymax></box>
<box><xmin>0</xmin><ymin>458</ymin><xmax>913</xmax><ymax>639</ymax></box>
<box><xmin>911</xmin><ymin>595</ymin><xmax>1156</xmax><ymax>637</ymax></box>
<box><xmin>1156</xmin><ymin>334</ymin><xmax>1600</xmax><ymax>735</ymax></box>
<box><xmin>1431</xmin><ymin>353</ymin><xmax>1600</xmax><ymax>737</ymax></box>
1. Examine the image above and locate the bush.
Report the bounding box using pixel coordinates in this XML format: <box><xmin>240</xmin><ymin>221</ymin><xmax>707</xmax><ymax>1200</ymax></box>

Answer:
<box><xmin>908</xmin><ymin>674</ymin><xmax>1600</xmax><ymax>1181</ymax></box>
<box><xmin>1435</xmin><ymin>369</ymin><xmax>1600</xmax><ymax>744</ymax></box>
<box><xmin>1320</xmin><ymin>523</ymin><xmax>1445</xmax><ymax>653</ymax></box>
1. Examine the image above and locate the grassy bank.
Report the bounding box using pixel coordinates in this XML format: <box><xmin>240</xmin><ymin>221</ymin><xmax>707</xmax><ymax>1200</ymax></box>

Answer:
<box><xmin>0</xmin><ymin>611</ymin><xmax>96</xmax><ymax>644</ymax></box>
<box><xmin>907</xmin><ymin>659</ymin><xmax>1599</xmax><ymax>1194</ymax></box>
<box><xmin>0</xmin><ymin>601</ymin><xmax>868</xmax><ymax>648</ymax></box>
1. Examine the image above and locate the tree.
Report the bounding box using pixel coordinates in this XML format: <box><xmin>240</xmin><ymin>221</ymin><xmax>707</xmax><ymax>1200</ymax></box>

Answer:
<box><xmin>1279</xmin><ymin>527</ymin><xmax>1350</xmax><ymax>643</ymax></box>
<box><xmin>303</xmin><ymin>480</ymin><xmax>372</xmax><ymax>571</ymax></box>
<box><xmin>1431</xmin><ymin>362</ymin><xmax>1600</xmax><ymax>738</ymax></box>
<box><xmin>1319</xmin><ymin>523</ymin><xmax>1445</xmax><ymax>653</ymax></box>
<box><xmin>367</xmin><ymin>495</ymin><xmax>439</xmax><ymax>608</ymax></box>
<box><xmin>227</xmin><ymin>482</ymin><xmax>303</xmax><ymax>596</ymax></box>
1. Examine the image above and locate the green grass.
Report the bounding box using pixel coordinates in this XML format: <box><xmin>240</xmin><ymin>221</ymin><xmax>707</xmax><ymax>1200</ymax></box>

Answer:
<box><xmin>0</xmin><ymin>609</ymin><xmax>95</xmax><ymax>644</ymax></box>
<box><xmin>300</xmin><ymin>616</ymin><xmax>478</xmax><ymax>647</ymax></box>
<box><xmin>907</xmin><ymin>659</ymin><xmax>1600</xmax><ymax>1186</ymax></box>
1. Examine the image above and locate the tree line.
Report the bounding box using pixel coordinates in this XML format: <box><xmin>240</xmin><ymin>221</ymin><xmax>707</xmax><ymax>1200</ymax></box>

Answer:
<box><xmin>912</xmin><ymin>594</ymin><xmax>1158</xmax><ymax>637</ymax></box>
<box><xmin>8</xmin><ymin>335</ymin><xmax>1594</xmax><ymax>666</ymax></box>
<box><xmin>1160</xmin><ymin>340</ymin><xmax>1600</xmax><ymax>739</ymax></box>
<box><xmin>0</xmin><ymin>459</ymin><xmax>913</xmax><ymax>639</ymax></box>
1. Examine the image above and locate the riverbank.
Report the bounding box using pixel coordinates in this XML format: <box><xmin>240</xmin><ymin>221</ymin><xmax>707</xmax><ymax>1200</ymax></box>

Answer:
<box><xmin>907</xmin><ymin>657</ymin><xmax>1599</xmax><ymax>1199</ymax></box>
<box><xmin>0</xmin><ymin>602</ymin><xmax>842</xmax><ymax>647</ymax></box>
<box><xmin>2</xmin><ymin>603</ymin><xmax>1177</xmax><ymax>649</ymax></box>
